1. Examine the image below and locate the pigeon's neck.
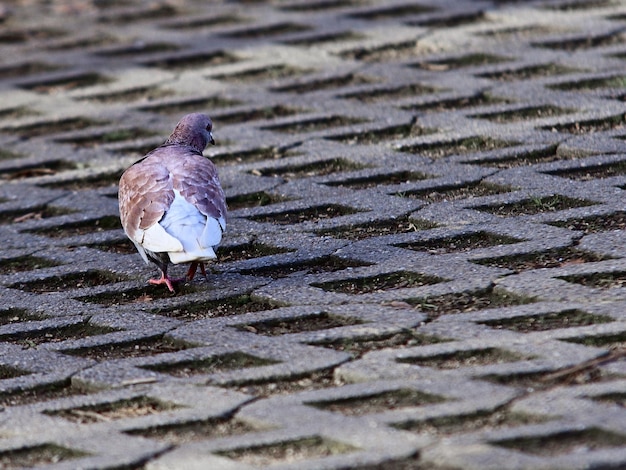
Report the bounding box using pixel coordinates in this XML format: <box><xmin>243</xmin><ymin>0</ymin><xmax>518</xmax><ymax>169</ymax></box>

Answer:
<box><xmin>164</xmin><ymin>133</ymin><xmax>206</xmax><ymax>154</ymax></box>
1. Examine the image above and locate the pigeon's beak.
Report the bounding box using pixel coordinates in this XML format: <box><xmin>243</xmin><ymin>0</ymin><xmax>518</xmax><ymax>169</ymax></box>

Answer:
<box><xmin>209</xmin><ymin>133</ymin><xmax>215</xmax><ymax>145</ymax></box>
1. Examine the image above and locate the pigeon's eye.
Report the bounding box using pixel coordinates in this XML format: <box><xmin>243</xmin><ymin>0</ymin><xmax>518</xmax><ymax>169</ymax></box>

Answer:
<box><xmin>206</xmin><ymin>124</ymin><xmax>211</xmax><ymax>131</ymax></box>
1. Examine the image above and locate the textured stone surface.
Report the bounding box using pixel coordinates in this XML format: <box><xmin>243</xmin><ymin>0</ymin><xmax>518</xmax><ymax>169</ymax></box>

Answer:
<box><xmin>0</xmin><ymin>0</ymin><xmax>625</xmax><ymax>468</ymax></box>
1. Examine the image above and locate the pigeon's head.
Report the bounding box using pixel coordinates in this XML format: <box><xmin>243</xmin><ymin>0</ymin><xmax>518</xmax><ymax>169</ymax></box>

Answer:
<box><xmin>166</xmin><ymin>113</ymin><xmax>215</xmax><ymax>153</ymax></box>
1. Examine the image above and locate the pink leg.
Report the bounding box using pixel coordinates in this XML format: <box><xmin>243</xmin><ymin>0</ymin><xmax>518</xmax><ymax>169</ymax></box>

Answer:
<box><xmin>186</xmin><ymin>262</ymin><xmax>207</xmax><ymax>281</ymax></box>
<box><xmin>186</xmin><ymin>262</ymin><xmax>198</xmax><ymax>281</ymax></box>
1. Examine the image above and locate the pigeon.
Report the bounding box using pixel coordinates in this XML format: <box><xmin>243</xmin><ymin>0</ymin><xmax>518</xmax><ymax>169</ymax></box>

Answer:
<box><xmin>118</xmin><ymin>113</ymin><xmax>226</xmax><ymax>292</ymax></box>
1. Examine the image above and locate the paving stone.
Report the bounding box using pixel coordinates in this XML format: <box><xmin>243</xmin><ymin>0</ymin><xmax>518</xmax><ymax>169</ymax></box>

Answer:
<box><xmin>0</xmin><ymin>0</ymin><xmax>625</xmax><ymax>468</ymax></box>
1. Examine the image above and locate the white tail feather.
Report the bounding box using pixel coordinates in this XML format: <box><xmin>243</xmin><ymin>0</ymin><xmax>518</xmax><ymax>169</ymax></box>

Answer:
<box><xmin>168</xmin><ymin>246</ymin><xmax>216</xmax><ymax>264</ymax></box>
<box><xmin>159</xmin><ymin>190</ymin><xmax>224</xmax><ymax>264</ymax></box>
<box><xmin>139</xmin><ymin>223</ymin><xmax>184</xmax><ymax>253</ymax></box>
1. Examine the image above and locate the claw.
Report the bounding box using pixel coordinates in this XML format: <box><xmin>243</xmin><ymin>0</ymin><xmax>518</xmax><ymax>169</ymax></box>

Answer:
<box><xmin>149</xmin><ymin>262</ymin><xmax>208</xmax><ymax>292</ymax></box>
<box><xmin>148</xmin><ymin>272</ymin><xmax>177</xmax><ymax>292</ymax></box>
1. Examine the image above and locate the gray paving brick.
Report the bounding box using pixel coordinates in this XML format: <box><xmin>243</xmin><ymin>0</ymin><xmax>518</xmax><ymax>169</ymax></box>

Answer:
<box><xmin>0</xmin><ymin>0</ymin><xmax>625</xmax><ymax>468</ymax></box>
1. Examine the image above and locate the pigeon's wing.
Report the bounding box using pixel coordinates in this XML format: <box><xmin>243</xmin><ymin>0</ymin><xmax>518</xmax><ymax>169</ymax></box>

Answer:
<box><xmin>118</xmin><ymin>153</ymin><xmax>183</xmax><ymax>253</ymax></box>
<box><xmin>173</xmin><ymin>153</ymin><xmax>227</xmax><ymax>235</ymax></box>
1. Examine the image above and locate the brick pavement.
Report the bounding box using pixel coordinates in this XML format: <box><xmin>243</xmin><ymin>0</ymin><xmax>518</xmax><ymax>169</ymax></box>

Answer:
<box><xmin>0</xmin><ymin>0</ymin><xmax>625</xmax><ymax>468</ymax></box>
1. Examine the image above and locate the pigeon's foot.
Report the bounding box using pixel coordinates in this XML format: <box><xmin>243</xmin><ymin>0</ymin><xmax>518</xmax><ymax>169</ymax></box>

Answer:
<box><xmin>148</xmin><ymin>273</ymin><xmax>177</xmax><ymax>292</ymax></box>
<box><xmin>186</xmin><ymin>262</ymin><xmax>207</xmax><ymax>281</ymax></box>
